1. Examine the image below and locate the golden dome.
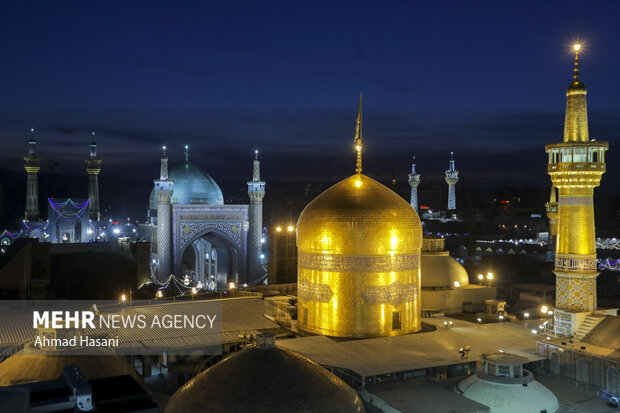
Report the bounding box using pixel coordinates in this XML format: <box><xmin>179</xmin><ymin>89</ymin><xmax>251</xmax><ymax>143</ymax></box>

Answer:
<box><xmin>296</xmin><ymin>174</ymin><xmax>422</xmax><ymax>338</ymax></box>
<box><xmin>297</xmin><ymin>174</ymin><xmax>422</xmax><ymax>254</ymax></box>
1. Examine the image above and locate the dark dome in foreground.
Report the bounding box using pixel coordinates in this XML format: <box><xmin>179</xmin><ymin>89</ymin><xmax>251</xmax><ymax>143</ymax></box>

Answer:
<box><xmin>165</xmin><ymin>339</ymin><xmax>365</xmax><ymax>413</ymax></box>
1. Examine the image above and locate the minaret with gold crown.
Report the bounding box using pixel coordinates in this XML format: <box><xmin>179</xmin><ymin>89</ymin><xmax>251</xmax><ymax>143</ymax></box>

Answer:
<box><xmin>24</xmin><ymin>129</ymin><xmax>41</xmax><ymax>221</ymax></box>
<box><xmin>85</xmin><ymin>134</ymin><xmax>102</xmax><ymax>221</ymax></box>
<box><xmin>408</xmin><ymin>156</ymin><xmax>420</xmax><ymax>212</ymax></box>
<box><xmin>545</xmin><ymin>44</ymin><xmax>609</xmax><ymax>335</ymax></box>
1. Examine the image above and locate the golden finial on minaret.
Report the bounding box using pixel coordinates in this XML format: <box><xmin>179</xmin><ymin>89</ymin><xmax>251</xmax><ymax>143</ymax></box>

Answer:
<box><xmin>354</xmin><ymin>93</ymin><xmax>363</xmax><ymax>174</ymax></box>
<box><xmin>573</xmin><ymin>43</ymin><xmax>581</xmax><ymax>80</ymax></box>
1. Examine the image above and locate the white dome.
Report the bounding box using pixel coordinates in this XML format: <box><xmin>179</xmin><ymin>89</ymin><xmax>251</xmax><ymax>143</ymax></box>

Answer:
<box><xmin>421</xmin><ymin>252</ymin><xmax>469</xmax><ymax>288</ymax></box>
<box><xmin>458</xmin><ymin>374</ymin><xmax>559</xmax><ymax>413</ymax></box>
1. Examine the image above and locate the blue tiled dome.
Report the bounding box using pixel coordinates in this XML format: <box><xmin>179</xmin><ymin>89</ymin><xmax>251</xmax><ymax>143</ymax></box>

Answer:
<box><xmin>149</xmin><ymin>162</ymin><xmax>224</xmax><ymax>212</ymax></box>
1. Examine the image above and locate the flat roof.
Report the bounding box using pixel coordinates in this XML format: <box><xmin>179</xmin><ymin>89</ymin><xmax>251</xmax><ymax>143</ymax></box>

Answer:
<box><xmin>363</xmin><ymin>378</ymin><xmax>489</xmax><ymax>413</ymax></box>
<box><xmin>0</xmin><ymin>297</ymin><xmax>280</xmax><ymax>352</ymax></box>
<box><xmin>278</xmin><ymin>318</ymin><xmax>543</xmax><ymax>378</ymax></box>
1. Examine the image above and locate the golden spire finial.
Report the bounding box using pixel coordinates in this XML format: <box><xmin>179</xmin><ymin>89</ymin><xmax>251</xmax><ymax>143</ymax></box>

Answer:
<box><xmin>354</xmin><ymin>93</ymin><xmax>363</xmax><ymax>174</ymax></box>
<box><xmin>573</xmin><ymin>43</ymin><xmax>581</xmax><ymax>80</ymax></box>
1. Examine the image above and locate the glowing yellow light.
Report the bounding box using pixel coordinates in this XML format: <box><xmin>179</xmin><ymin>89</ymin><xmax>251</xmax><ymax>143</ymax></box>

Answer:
<box><xmin>390</xmin><ymin>236</ymin><xmax>398</xmax><ymax>249</ymax></box>
<box><xmin>541</xmin><ymin>305</ymin><xmax>548</xmax><ymax>313</ymax></box>
<box><xmin>477</xmin><ymin>274</ymin><xmax>484</xmax><ymax>280</ymax></box>
<box><xmin>355</xmin><ymin>180</ymin><xmax>362</xmax><ymax>187</ymax></box>
<box><xmin>454</xmin><ymin>281</ymin><xmax>460</xmax><ymax>287</ymax></box>
<box><xmin>156</xmin><ymin>290</ymin><xmax>163</xmax><ymax>298</ymax></box>
<box><xmin>191</xmin><ymin>287</ymin><xmax>197</xmax><ymax>295</ymax></box>
<box><xmin>276</xmin><ymin>226</ymin><xmax>282</xmax><ymax>232</ymax></box>
<box><xmin>573</xmin><ymin>44</ymin><xmax>581</xmax><ymax>52</ymax></box>
<box><xmin>355</xmin><ymin>145</ymin><xmax>361</xmax><ymax>151</ymax></box>
<box><xmin>487</xmin><ymin>272</ymin><xmax>493</xmax><ymax>280</ymax></box>
<box><xmin>287</xmin><ymin>225</ymin><xmax>294</xmax><ymax>232</ymax></box>
<box><xmin>229</xmin><ymin>282</ymin><xmax>236</xmax><ymax>289</ymax></box>
<box><xmin>121</xmin><ymin>294</ymin><xmax>126</xmax><ymax>302</ymax></box>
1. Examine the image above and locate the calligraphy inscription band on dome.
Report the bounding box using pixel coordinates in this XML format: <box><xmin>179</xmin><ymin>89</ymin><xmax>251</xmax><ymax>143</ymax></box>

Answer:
<box><xmin>298</xmin><ymin>252</ymin><xmax>419</xmax><ymax>272</ymax></box>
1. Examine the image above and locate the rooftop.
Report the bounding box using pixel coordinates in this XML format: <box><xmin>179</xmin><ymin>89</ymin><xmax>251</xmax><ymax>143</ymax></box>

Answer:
<box><xmin>278</xmin><ymin>317</ymin><xmax>543</xmax><ymax>378</ymax></box>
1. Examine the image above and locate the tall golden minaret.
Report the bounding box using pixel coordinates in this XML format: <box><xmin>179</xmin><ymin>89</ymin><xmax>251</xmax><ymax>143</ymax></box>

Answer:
<box><xmin>545</xmin><ymin>44</ymin><xmax>608</xmax><ymax>330</ymax></box>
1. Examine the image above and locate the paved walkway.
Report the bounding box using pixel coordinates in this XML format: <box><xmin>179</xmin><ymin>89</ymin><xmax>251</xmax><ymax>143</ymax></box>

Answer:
<box><xmin>535</xmin><ymin>375</ymin><xmax>617</xmax><ymax>413</ymax></box>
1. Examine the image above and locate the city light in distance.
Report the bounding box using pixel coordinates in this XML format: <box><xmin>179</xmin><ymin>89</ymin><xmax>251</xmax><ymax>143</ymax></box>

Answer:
<box><xmin>276</xmin><ymin>226</ymin><xmax>282</xmax><ymax>232</ymax></box>
<box><xmin>573</xmin><ymin>43</ymin><xmax>581</xmax><ymax>52</ymax></box>
<box><xmin>229</xmin><ymin>282</ymin><xmax>236</xmax><ymax>289</ymax></box>
<box><xmin>487</xmin><ymin>272</ymin><xmax>493</xmax><ymax>280</ymax></box>
<box><xmin>541</xmin><ymin>305</ymin><xmax>548</xmax><ymax>313</ymax></box>
<box><xmin>121</xmin><ymin>294</ymin><xmax>126</xmax><ymax>302</ymax></box>
<box><xmin>287</xmin><ymin>225</ymin><xmax>294</xmax><ymax>232</ymax></box>
<box><xmin>477</xmin><ymin>274</ymin><xmax>484</xmax><ymax>280</ymax></box>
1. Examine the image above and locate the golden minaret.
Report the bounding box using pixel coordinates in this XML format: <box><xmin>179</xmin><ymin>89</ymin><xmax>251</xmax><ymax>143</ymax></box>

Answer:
<box><xmin>545</xmin><ymin>44</ymin><xmax>608</xmax><ymax>323</ymax></box>
<box><xmin>296</xmin><ymin>95</ymin><xmax>423</xmax><ymax>338</ymax></box>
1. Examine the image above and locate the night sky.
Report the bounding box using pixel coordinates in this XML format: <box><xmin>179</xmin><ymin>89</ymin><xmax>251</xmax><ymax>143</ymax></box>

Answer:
<box><xmin>1</xmin><ymin>1</ymin><xmax>620</xmax><ymax>202</ymax></box>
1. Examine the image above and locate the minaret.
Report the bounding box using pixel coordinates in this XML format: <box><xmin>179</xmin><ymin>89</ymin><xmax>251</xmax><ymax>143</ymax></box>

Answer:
<box><xmin>545</xmin><ymin>44</ymin><xmax>608</xmax><ymax>330</ymax></box>
<box><xmin>445</xmin><ymin>152</ymin><xmax>459</xmax><ymax>211</ymax></box>
<box><xmin>247</xmin><ymin>149</ymin><xmax>266</xmax><ymax>281</ymax></box>
<box><xmin>24</xmin><ymin>129</ymin><xmax>41</xmax><ymax>221</ymax></box>
<box><xmin>85</xmin><ymin>135</ymin><xmax>102</xmax><ymax>221</ymax></box>
<box><xmin>408</xmin><ymin>156</ymin><xmax>420</xmax><ymax>212</ymax></box>
<box><xmin>154</xmin><ymin>146</ymin><xmax>174</xmax><ymax>281</ymax></box>
<box><xmin>545</xmin><ymin>186</ymin><xmax>559</xmax><ymax>261</ymax></box>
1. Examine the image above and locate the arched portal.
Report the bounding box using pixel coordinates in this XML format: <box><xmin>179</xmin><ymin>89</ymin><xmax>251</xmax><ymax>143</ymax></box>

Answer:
<box><xmin>550</xmin><ymin>352</ymin><xmax>561</xmax><ymax>375</ymax></box>
<box><xmin>180</xmin><ymin>230</ymin><xmax>239</xmax><ymax>290</ymax></box>
<box><xmin>576</xmin><ymin>359</ymin><xmax>589</xmax><ymax>384</ymax></box>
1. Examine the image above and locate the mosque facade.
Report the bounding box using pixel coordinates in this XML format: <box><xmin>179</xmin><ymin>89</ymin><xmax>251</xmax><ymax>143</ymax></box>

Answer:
<box><xmin>145</xmin><ymin>146</ymin><xmax>265</xmax><ymax>289</ymax></box>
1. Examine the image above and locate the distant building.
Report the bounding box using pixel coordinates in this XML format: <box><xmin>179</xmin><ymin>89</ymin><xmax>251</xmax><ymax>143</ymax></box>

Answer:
<box><xmin>143</xmin><ymin>146</ymin><xmax>265</xmax><ymax>288</ymax></box>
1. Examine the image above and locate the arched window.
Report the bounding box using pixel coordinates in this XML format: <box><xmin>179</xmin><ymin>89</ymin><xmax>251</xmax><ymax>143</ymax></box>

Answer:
<box><xmin>577</xmin><ymin>359</ymin><xmax>589</xmax><ymax>384</ymax></box>
<box><xmin>550</xmin><ymin>352</ymin><xmax>561</xmax><ymax>375</ymax></box>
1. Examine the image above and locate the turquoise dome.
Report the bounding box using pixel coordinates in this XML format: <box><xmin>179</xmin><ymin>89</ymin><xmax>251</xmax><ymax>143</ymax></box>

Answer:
<box><xmin>149</xmin><ymin>162</ymin><xmax>224</xmax><ymax>212</ymax></box>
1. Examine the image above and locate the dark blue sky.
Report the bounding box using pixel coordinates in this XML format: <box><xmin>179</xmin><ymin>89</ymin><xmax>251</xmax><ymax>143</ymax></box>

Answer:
<box><xmin>1</xmin><ymin>1</ymin><xmax>619</xmax><ymax>191</ymax></box>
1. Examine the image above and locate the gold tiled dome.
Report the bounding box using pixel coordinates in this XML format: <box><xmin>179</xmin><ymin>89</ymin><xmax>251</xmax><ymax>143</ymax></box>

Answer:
<box><xmin>296</xmin><ymin>173</ymin><xmax>422</xmax><ymax>338</ymax></box>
